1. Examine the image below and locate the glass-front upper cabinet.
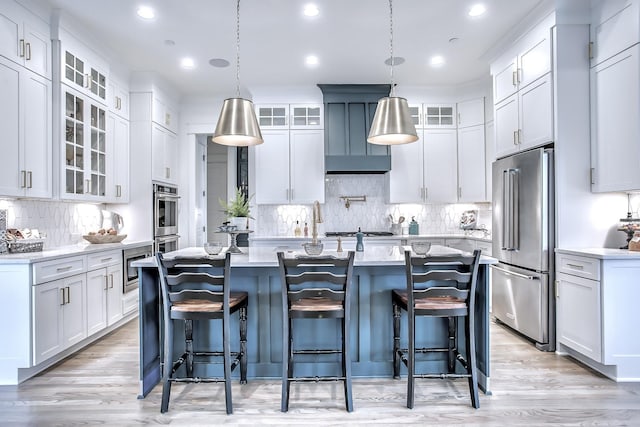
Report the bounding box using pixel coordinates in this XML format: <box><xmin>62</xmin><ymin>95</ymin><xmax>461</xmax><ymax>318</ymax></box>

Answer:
<box><xmin>424</xmin><ymin>104</ymin><xmax>457</xmax><ymax>128</ymax></box>
<box><xmin>61</xmin><ymin>39</ymin><xmax>108</xmax><ymax>103</ymax></box>
<box><xmin>63</xmin><ymin>87</ymin><xmax>107</xmax><ymax>199</ymax></box>
<box><xmin>408</xmin><ymin>104</ymin><xmax>423</xmax><ymax>129</ymax></box>
<box><xmin>256</xmin><ymin>104</ymin><xmax>288</xmax><ymax>129</ymax></box>
<box><xmin>290</xmin><ymin>104</ymin><xmax>323</xmax><ymax>129</ymax></box>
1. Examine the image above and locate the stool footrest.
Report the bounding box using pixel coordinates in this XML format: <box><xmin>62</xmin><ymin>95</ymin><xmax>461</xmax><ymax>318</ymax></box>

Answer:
<box><xmin>170</xmin><ymin>377</ymin><xmax>227</xmax><ymax>384</ymax></box>
<box><xmin>293</xmin><ymin>349</ymin><xmax>341</xmax><ymax>355</ymax></box>
<box><xmin>414</xmin><ymin>373</ymin><xmax>471</xmax><ymax>379</ymax></box>
<box><xmin>289</xmin><ymin>376</ymin><xmax>346</xmax><ymax>383</ymax></box>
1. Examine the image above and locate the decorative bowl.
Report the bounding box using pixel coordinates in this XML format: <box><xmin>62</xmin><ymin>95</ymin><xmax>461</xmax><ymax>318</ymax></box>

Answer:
<box><xmin>411</xmin><ymin>240</ymin><xmax>431</xmax><ymax>255</ymax></box>
<box><xmin>83</xmin><ymin>234</ymin><xmax>127</xmax><ymax>244</ymax></box>
<box><xmin>204</xmin><ymin>242</ymin><xmax>223</xmax><ymax>255</ymax></box>
<box><xmin>302</xmin><ymin>242</ymin><xmax>323</xmax><ymax>256</ymax></box>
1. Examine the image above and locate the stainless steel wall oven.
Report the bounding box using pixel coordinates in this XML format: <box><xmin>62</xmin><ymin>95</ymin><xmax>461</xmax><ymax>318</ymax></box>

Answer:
<box><xmin>123</xmin><ymin>245</ymin><xmax>153</xmax><ymax>293</ymax></box>
<box><xmin>153</xmin><ymin>183</ymin><xmax>179</xmax><ymax>253</ymax></box>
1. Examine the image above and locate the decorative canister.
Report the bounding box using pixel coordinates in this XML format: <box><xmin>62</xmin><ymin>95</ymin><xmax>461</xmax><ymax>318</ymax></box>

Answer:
<box><xmin>408</xmin><ymin>217</ymin><xmax>419</xmax><ymax>235</ymax></box>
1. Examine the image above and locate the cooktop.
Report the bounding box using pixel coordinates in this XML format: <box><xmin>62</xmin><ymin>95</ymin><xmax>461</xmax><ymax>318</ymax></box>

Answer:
<box><xmin>325</xmin><ymin>231</ymin><xmax>394</xmax><ymax>237</ymax></box>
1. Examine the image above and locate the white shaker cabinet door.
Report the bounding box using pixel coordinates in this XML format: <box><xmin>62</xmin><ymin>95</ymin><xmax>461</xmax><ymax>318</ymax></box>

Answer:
<box><xmin>86</xmin><ymin>268</ymin><xmax>108</xmax><ymax>336</ymax></box>
<box><xmin>518</xmin><ymin>73</ymin><xmax>553</xmax><ymax>152</ymax></box>
<box><xmin>457</xmin><ymin>124</ymin><xmax>486</xmax><ymax>203</ymax></box>
<box><xmin>23</xmin><ymin>69</ymin><xmax>51</xmax><ymax>198</ymax></box>
<box><xmin>0</xmin><ymin>57</ymin><xmax>21</xmax><ymax>197</ymax></box>
<box><xmin>387</xmin><ymin>133</ymin><xmax>424</xmax><ymax>203</ymax></box>
<box><xmin>423</xmin><ymin>129</ymin><xmax>457</xmax><ymax>203</ymax></box>
<box><xmin>254</xmin><ymin>130</ymin><xmax>290</xmax><ymax>204</ymax></box>
<box><xmin>590</xmin><ymin>45</ymin><xmax>640</xmax><ymax>192</ymax></box>
<box><xmin>494</xmin><ymin>94</ymin><xmax>518</xmax><ymax>159</ymax></box>
<box><xmin>33</xmin><ymin>280</ymin><xmax>64</xmax><ymax>365</ymax></box>
<box><xmin>289</xmin><ymin>130</ymin><xmax>324</xmax><ymax>204</ymax></box>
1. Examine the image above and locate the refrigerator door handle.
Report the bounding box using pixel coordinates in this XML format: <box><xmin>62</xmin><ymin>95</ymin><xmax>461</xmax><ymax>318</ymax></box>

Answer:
<box><xmin>511</xmin><ymin>168</ymin><xmax>519</xmax><ymax>251</ymax></box>
<box><xmin>501</xmin><ymin>170</ymin><xmax>511</xmax><ymax>250</ymax></box>
<box><xmin>491</xmin><ymin>265</ymin><xmax>539</xmax><ymax>281</ymax></box>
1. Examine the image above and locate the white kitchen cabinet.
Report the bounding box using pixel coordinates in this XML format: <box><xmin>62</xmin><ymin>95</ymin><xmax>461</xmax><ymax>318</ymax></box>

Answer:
<box><xmin>556</xmin><ymin>271</ymin><xmax>602</xmax><ymax>362</ymax></box>
<box><xmin>61</xmin><ymin>84</ymin><xmax>110</xmax><ymax>200</ymax></box>
<box><xmin>290</xmin><ymin>104</ymin><xmax>323</xmax><ymax>129</ymax></box>
<box><xmin>457</xmin><ymin>98</ymin><xmax>484</xmax><ymax>128</ymax></box>
<box><xmin>254</xmin><ymin>129</ymin><xmax>324</xmax><ymax>204</ymax></box>
<box><xmin>457</xmin><ymin>124</ymin><xmax>486</xmax><ymax>202</ymax></box>
<box><xmin>474</xmin><ymin>240</ymin><xmax>492</xmax><ymax>256</ymax></box>
<box><xmin>0</xmin><ymin>56</ymin><xmax>51</xmax><ymax>198</ymax></box>
<box><xmin>494</xmin><ymin>73</ymin><xmax>553</xmax><ymax>159</ymax></box>
<box><xmin>555</xmin><ymin>251</ymin><xmax>640</xmax><ymax>381</ymax></box>
<box><xmin>590</xmin><ymin>0</ymin><xmax>640</xmax><ymax>67</ymax></box>
<box><xmin>590</xmin><ymin>44</ymin><xmax>640</xmax><ymax>192</ymax></box>
<box><xmin>387</xmin><ymin>128</ymin><xmax>458</xmax><ymax>204</ymax></box>
<box><xmin>493</xmin><ymin>20</ymin><xmax>552</xmax><ymax>104</ymax></box>
<box><xmin>0</xmin><ymin>0</ymin><xmax>50</xmax><ymax>78</ymax></box>
<box><xmin>424</xmin><ymin>129</ymin><xmax>459</xmax><ymax>203</ymax></box>
<box><xmin>151</xmin><ymin>122</ymin><xmax>178</xmax><ymax>184</ymax></box>
<box><xmin>256</xmin><ymin>104</ymin><xmax>289</xmax><ymax>129</ymax></box>
<box><xmin>33</xmin><ymin>273</ymin><xmax>87</xmax><ymax>365</ymax></box>
<box><xmin>152</xmin><ymin>91</ymin><xmax>178</xmax><ymax>134</ymax></box>
<box><xmin>445</xmin><ymin>238</ymin><xmax>475</xmax><ymax>253</ymax></box>
<box><xmin>485</xmin><ymin>121</ymin><xmax>494</xmax><ymax>202</ymax></box>
<box><xmin>86</xmin><ymin>251</ymin><xmax>123</xmax><ymax>335</ymax></box>
<box><xmin>108</xmin><ymin>76</ymin><xmax>129</xmax><ymax>120</ymax></box>
<box><xmin>60</xmin><ymin>35</ymin><xmax>108</xmax><ymax>104</ymax></box>
<box><xmin>107</xmin><ymin>114</ymin><xmax>129</xmax><ymax>202</ymax></box>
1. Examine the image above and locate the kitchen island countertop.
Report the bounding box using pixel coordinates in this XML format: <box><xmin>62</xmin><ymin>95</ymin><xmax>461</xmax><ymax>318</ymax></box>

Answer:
<box><xmin>555</xmin><ymin>247</ymin><xmax>640</xmax><ymax>260</ymax></box>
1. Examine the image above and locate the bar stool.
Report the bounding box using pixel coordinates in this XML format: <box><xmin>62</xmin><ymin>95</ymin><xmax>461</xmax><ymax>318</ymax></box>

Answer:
<box><xmin>277</xmin><ymin>251</ymin><xmax>355</xmax><ymax>412</ymax></box>
<box><xmin>392</xmin><ymin>249</ymin><xmax>481</xmax><ymax>409</ymax></box>
<box><xmin>156</xmin><ymin>252</ymin><xmax>248</xmax><ymax>414</ymax></box>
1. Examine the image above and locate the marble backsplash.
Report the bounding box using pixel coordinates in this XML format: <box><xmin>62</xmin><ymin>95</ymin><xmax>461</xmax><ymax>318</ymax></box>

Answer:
<box><xmin>254</xmin><ymin>174</ymin><xmax>493</xmax><ymax>237</ymax></box>
<box><xmin>0</xmin><ymin>199</ymin><xmax>103</xmax><ymax>249</ymax></box>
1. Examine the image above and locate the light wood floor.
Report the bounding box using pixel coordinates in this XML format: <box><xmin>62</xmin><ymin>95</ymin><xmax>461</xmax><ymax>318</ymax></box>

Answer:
<box><xmin>1</xmin><ymin>319</ymin><xmax>640</xmax><ymax>426</ymax></box>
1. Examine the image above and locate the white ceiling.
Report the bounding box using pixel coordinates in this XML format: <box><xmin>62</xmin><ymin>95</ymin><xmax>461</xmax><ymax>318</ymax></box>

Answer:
<box><xmin>43</xmin><ymin>0</ymin><xmax>551</xmax><ymax>98</ymax></box>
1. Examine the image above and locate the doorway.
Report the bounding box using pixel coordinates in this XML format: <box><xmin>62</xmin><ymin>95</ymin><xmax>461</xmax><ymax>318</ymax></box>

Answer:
<box><xmin>206</xmin><ymin>137</ymin><xmax>228</xmax><ymax>242</ymax></box>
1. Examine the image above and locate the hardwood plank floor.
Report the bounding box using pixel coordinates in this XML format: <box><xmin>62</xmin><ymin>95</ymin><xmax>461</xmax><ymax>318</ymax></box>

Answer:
<box><xmin>1</xmin><ymin>318</ymin><xmax>639</xmax><ymax>426</ymax></box>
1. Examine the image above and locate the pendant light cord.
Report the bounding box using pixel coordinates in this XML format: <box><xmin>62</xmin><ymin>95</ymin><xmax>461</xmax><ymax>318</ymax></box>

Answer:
<box><xmin>235</xmin><ymin>0</ymin><xmax>241</xmax><ymax>98</ymax></box>
<box><xmin>389</xmin><ymin>0</ymin><xmax>395</xmax><ymax>97</ymax></box>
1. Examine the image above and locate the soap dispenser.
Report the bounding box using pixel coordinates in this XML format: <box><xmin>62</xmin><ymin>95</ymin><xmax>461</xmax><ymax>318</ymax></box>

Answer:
<box><xmin>356</xmin><ymin>227</ymin><xmax>364</xmax><ymax>252</ymax></box>
<box><xmin>409</xmin><ymin>217</ymin><xmax>419</xmax><ymax>235</ymax></box>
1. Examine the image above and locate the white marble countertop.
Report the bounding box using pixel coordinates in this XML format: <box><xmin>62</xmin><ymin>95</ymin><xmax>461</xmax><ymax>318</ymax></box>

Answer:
<box><xmin>555</xmin><ymin>247</ymin><xmax>640</xmax><ymax>260</ymax></box>
<box><xmin>0</xmin><ymin>240</ymin><xmax>154</xmax><ymax>264</ymax></box>
<box><xmin>250</xmin><ymin>233</ymin><xmax>492</xmax><ymax>243</ymax></box>
<box><xmin>133</xmin><ymin>245</ymin><xmax>497</xmax><ymax>268</ymax></box>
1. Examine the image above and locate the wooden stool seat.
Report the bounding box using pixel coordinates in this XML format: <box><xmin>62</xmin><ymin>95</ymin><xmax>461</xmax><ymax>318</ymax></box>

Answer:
<box><xmin>392</xmin><ymin>290</ymin><xmax>467</xmax><ymax>311</ymax></box>
<box><xmin>171</xmin><ymin>293</ymin><xmax>248</xmax><ymax>314</ymax></box>
<box><xmin>291</xmin><ymin>296</ymin><xmax>344</xmax><ymax>312</ymax></box>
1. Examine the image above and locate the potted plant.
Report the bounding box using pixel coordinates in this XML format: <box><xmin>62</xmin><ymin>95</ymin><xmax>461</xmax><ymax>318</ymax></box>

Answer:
<box><xmin>219</xmin><ymin>187</ymin><xmax>253</xmax><ymax>230</ymax></box>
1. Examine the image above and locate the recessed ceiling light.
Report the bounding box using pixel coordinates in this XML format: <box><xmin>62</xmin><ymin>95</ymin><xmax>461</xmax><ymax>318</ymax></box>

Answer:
<box><xmin>305</xmin><ymin>55</ymin><xmax>319</xmax><ymax>66</ymax></box>
<box><xmin>209</xmin><ymin>58</ymin><xmax>230</xmax><ymax>68</ymax></box>
<box><xmin>430</xmin><ymin>55</ymin><xmax>445</xmax><ymax>67</ymax></box>
<box><xmin>180</xmin><ymin>58</ymin><xmax>195</xmax><ymax>69</ymax></box>
<box><xmin>303</xmin><ymin>4</ymin><xmax>319</xmax><ymax>17</ymax></box>
<box><xmin>468</xmin><ymin>4</ymin><xmax>486</xmax><ymax>17</ymax></box>
<box><xmin>136</xmin><ymin>5</ymin><xmax>155</xmax><ymax>20</ymax></box>
<box><xmin>384</xmin><ymin>56</ymin><xmax>405</xmax><ymax>66</ymax></box>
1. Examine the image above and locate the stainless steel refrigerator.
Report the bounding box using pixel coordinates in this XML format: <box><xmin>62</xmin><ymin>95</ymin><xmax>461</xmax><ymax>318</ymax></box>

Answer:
<box><xmin>492</xmin><ymin>147</ymin><xmax>555</xmax><ymax>351</ymax></box>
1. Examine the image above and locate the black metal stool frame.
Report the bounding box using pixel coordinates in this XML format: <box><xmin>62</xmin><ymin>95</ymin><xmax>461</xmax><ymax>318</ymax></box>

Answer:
<box><xmin>156</xmin><ymin>252</ymin><xmax>248</xmax><ymax>414</ymax></box>
<box><xmin>278</xmin><ymin>251</ymin><xmax>355</xmax><ymax>412</ymax></box>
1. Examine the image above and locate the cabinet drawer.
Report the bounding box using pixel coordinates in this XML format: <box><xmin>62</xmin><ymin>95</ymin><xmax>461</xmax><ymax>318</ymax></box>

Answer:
<box><xmin>556</xmin><ymin>254</ymin><xmax>600</xmax><ymax>280</ymax></box>
<box><xmin>87</xmin><ymin>250</ymin><xmax>122</xmax><ymax>270</ymax></box>
<box><xmin>475</xmin><ymin>240</ymin><xmax>492</xmax><ymax>256</ymax></box>
<box><xmin>33</xmin><ymin>256</ymin><xmax>86</xmax><ymax>285</ymax></box>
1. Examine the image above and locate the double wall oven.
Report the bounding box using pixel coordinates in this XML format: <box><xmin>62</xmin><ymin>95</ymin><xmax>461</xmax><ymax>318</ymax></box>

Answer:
<box><xmin>153</xmin><ymin>183</ymin><xmax>180</xmax><ymax>253</ymax></box>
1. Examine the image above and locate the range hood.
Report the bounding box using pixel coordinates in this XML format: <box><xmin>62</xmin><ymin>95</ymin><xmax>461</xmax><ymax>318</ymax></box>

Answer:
<box><xmin>318</xmin><ymin>84</ymin><xmax>392</xmax><ymax>174</ymax></box>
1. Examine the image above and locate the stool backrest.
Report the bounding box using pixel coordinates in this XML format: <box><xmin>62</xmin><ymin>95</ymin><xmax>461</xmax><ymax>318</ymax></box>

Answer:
<box><xmin>404</xmin><ymin>249</ymin><xmax>481</xmax><ymax>315</ymax></box>
<box><xmin>156</xmin><ymin>252</ymin><xmax>231</xmax><ymax>319</ymax></box>
<box><xmin>277</xmin><ymin>251</ymin><xmax>355</xmax><ymax>312</ymax></box>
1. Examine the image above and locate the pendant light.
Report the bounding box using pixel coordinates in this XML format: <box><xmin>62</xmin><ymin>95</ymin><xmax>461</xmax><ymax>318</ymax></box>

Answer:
<box><xmin>367</xmin><ymin>0</ymin><xmax>418</xmax><ymax>145</ymax></box>
<box><xmin>212</xmin><ymin>0</ymin><xmax>263</xmax><ymax>146</ymax></box>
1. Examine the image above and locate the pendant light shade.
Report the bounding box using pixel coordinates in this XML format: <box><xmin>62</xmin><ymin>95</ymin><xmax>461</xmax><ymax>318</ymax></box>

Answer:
<box><xmin>368</xmin><ymin>96</ymin><xmax>418</xmax><ymax>145</ymax></box>
<box><xmin>213</xmin><ymin>98</ymin><xmax>263</xmax><ymax>146</ymax></box>
<box><xmin>212</xmin><ymin>0</ymin><xmax>263</xmax><ymax>146</ymax></box>
<box><xmin>367</xmin><ymin>0</ymin><xmax>417</xmax><ymax>145</ymax></box>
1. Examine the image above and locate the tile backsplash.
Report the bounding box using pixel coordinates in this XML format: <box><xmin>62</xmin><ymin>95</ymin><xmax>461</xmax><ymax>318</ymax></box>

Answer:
<box><xmin>0</xmin><ymin>200</ymin><xmax>103</xmax><ymax>248</ymax></box>
<box><xmin>254</xmin><ymin>174</ymin><xmax>492</xmax><ymax>237</ymax></box>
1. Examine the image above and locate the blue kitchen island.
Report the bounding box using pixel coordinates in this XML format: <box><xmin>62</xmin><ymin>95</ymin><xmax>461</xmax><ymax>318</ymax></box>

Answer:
<box><xmin>134</xmin><ymin>245</ymin><xmax>496</xmax><ymax>398</ymax></box>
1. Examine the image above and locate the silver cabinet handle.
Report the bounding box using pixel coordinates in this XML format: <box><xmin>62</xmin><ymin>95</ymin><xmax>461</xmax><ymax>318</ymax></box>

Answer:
<box><xmin>27</xmin><ymin>171</ymin><xmax>32</xmax><ymax>188</ymax></box>
<box><xmin>105</xmin><ymin>275</ymin><xmax>109</xmax><ymax>290</ymax></box>
<box><xmin>66</xmin><ymin>287</ymin><xmax>70</xmax><ymax>304</ymax></box>
<box><xmin>166</xmin><ymin>167</ymin><xmax>170</xmax><ymax>179</ymax></box>
<box><xmin>25</xmin><ymin>42</ymin><xmax>31</xmax><ymax>60</ymax></box>
<box><xmin>84</xmin><ymin>74</ymin><xmax>90</xmax><ymax>88</ymax></box>
<box><xmin>566</xmin><ymin>263</ymin><xmax>584</xmax><ymax>270</ymax></box>
<box><xmin>21</xmin><ymin>170</ymin><xmax>27</xmax><ymax>188</ymax></box>
<box><xmin>85</xmin><ymin>179</ymin><xmax>91</xmax><ymax>193</ymax></box>
<box><xmin>60</xmin><ymin>288</ymin><xmax>66</xmax><ymax>306</ymax></box>
<box><xmin>513</xmin><ymin>130</ymin><xmax>518</xmax><ymax>145</ymax></box>
<box><xmin>116</xmin><ymin>185</ymin><xmax>122</xmax><ymax>197</ymax></box>
<box><xmin>490</xmin><ymin>265</ymin><xmax>538</xmax><ymax>281</ymax></box>
<box><xmin>512</xmin><ymin>70</ymin><xmax>517</xmax><ymax>86</ymax></box>
<box><xmin>56</xmin><ymin>265</ymin><xmax>73</xmax><ymax>272</ymax></box>
<box><xmin>19</xmin><ymin>39</ymin><xmax>26</xmax><ymax>57</ymax></box>
<box><xmin>110</xmin><ymin>274</ymin><xmax>114</xmax><ymax>289</ymax></box>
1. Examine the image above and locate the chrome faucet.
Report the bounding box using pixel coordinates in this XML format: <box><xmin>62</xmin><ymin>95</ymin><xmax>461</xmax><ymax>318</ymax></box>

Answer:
<box><xmin>311</xmin><ymin>200</ymin><xmax>323</xmax><ymax>245</ymax></box>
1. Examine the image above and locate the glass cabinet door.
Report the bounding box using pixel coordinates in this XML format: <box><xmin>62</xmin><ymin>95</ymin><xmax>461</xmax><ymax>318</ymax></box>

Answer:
<box><xmin>89</xmin><ymin>105</ymin><xmax>106</xmax><ymax>196</ymax></box>
<box><xmin>291</xmin><ymin>105</ymin><xmax>322</xmax><ymax>128</ymax></box>
<box><xmin>257</xmin><ymin>105</ymin><xmax>288</xmax><ymax>128</ymax></box>
<box><xmin>65</xmin><ymin>91</ymin><xmax>85</xmax><ymax>194</ymax></box>
<box><xmin>424</xmin><ymin>104</ymin><xmax>456</xmax><ymax>128</ymax></box>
